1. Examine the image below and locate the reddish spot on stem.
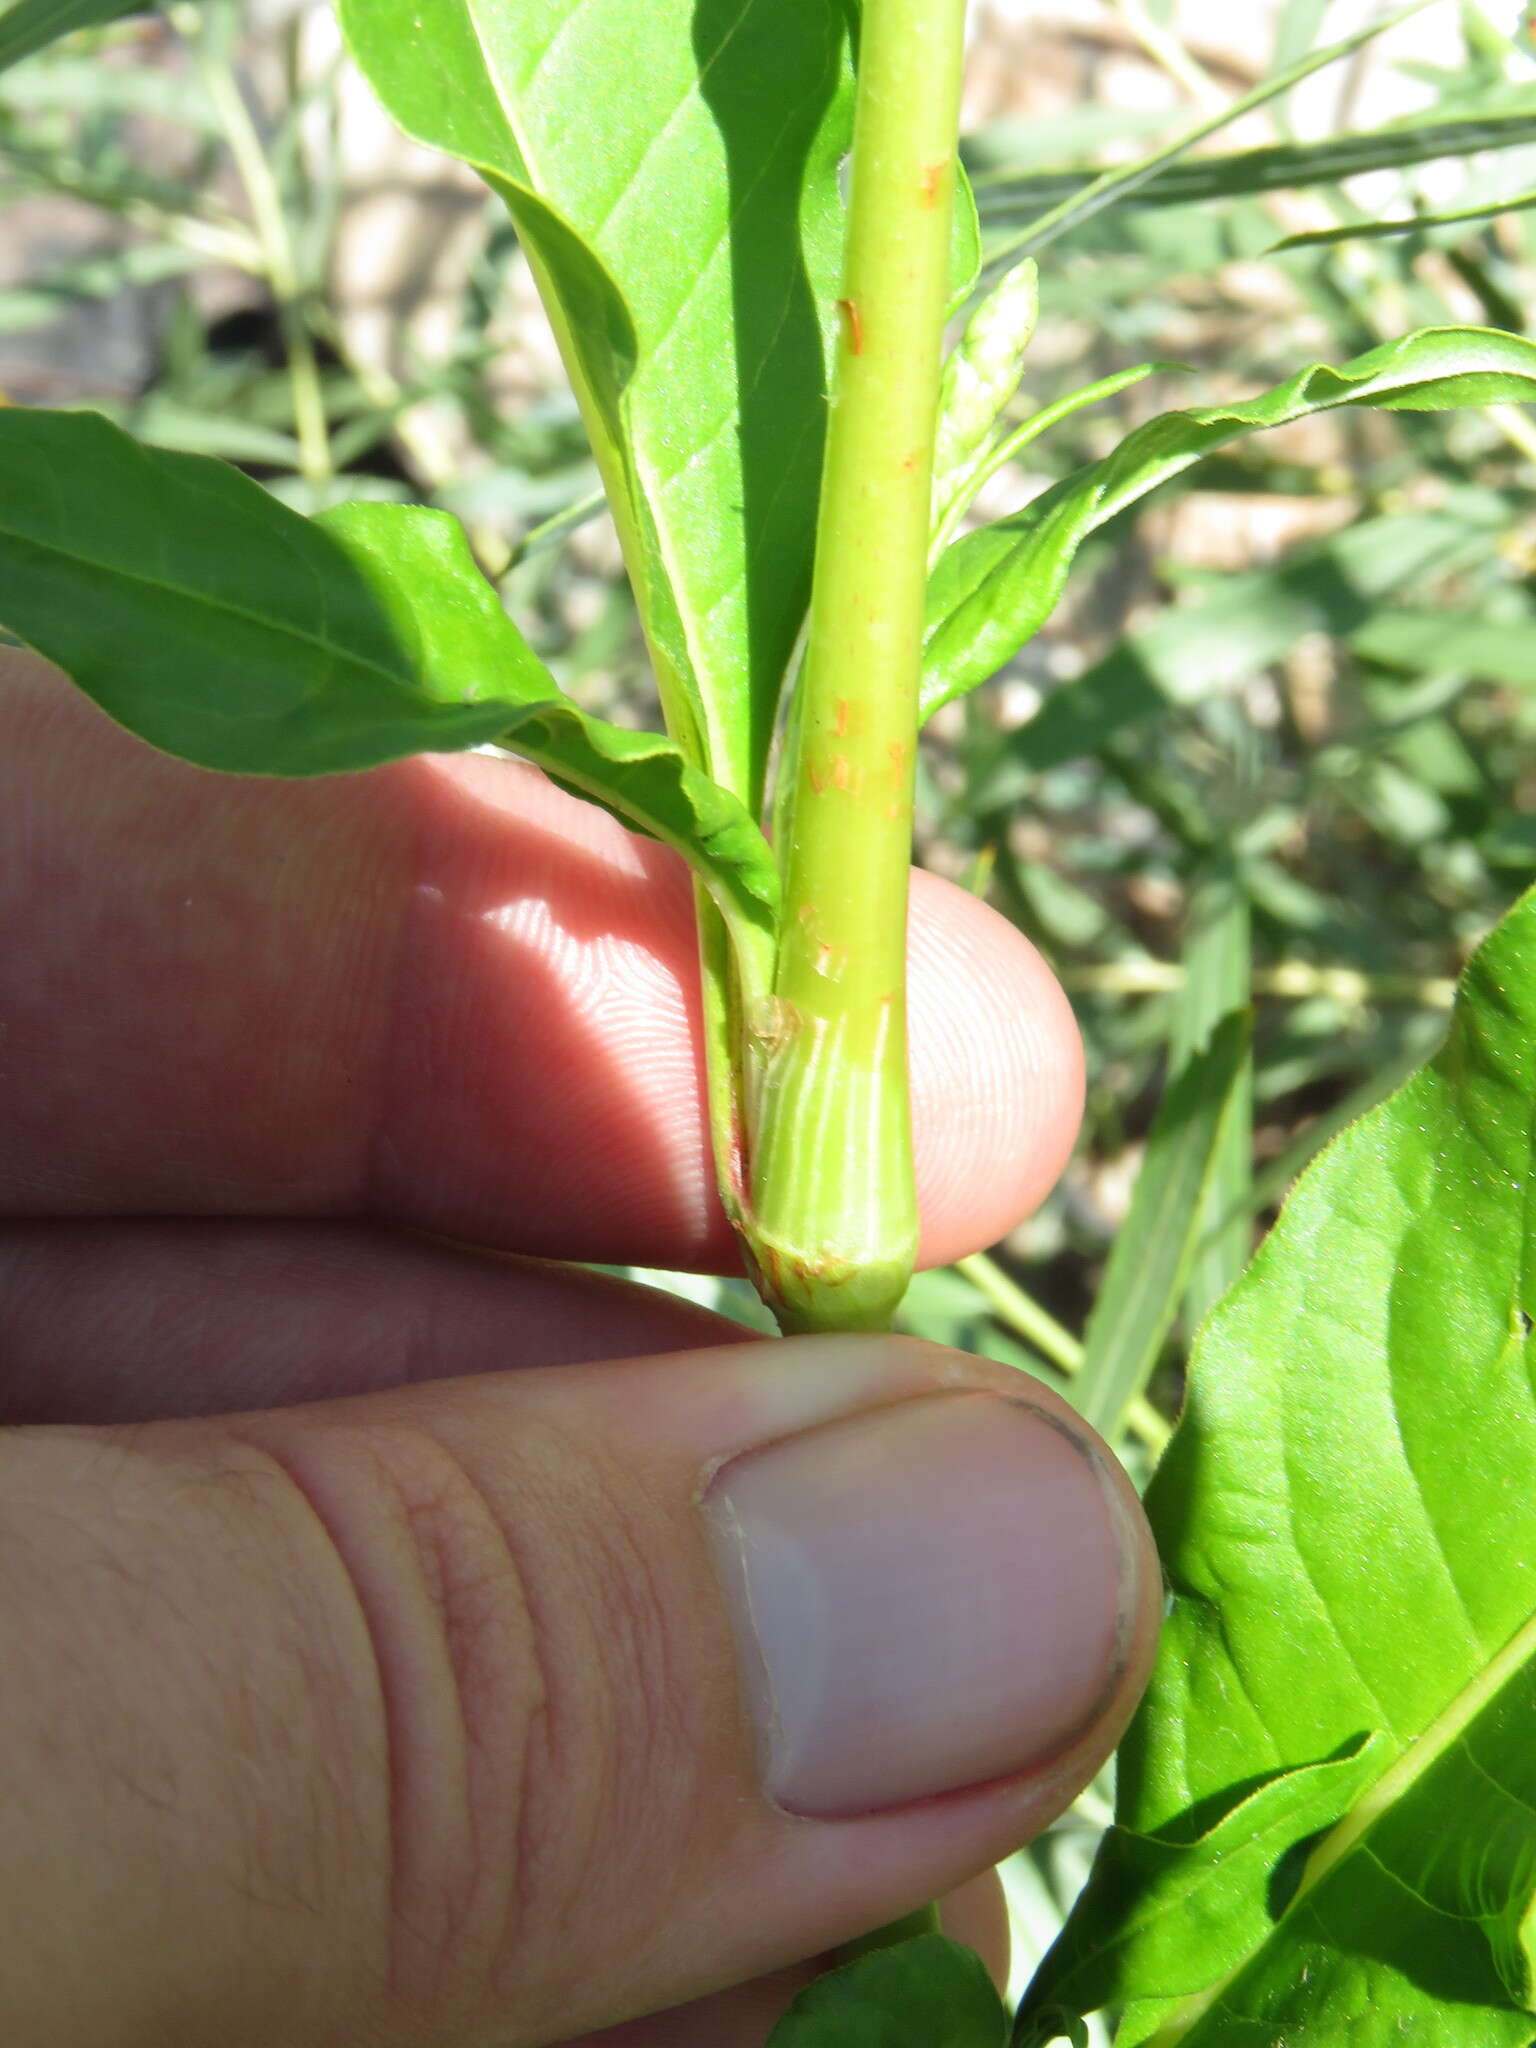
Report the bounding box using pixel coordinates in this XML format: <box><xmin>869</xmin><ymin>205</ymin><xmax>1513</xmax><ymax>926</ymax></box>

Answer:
<box><xmin>888</xmin><ymin>740</ymin><xmax>907</xmax><ymax>776</ymax></box>
<box><xmin>808</xmin><ymin>759</ymin><xmax>828</xmax><ymax>795</ymax></box>
<box><xmin>838</xmin><ymin>297</ymin><xmax>864</xmax><ymax>356</ymax></box>
<box><xmin>834</xmin><ymin>699</ymin><xmax>850</xmax><ymax>737</ymax></box>
<box><xmin>920</xmin><ymin>161</ymin><xmax>945</xmax><ymax>207</ymax></box>
<box><xmin>901</xmin><ymin>451</ymin><xmax>917</xmax><ymax>472</ymax></box>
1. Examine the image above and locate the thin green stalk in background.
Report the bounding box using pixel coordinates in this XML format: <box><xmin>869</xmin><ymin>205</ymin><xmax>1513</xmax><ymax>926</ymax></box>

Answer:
<box><xmin>1112</xmin><ymin>0</ymin><xmax>1224</xmax><ymax>113</ymax></box>
<box><xmin>742</xmin><ymin>0</ymin><xmax>968</xmax><ymax>1335</ymax></box>
<box><xmin>181</xmin><ymin>3</ymin><xmax>333</xmax><ymax>485</ymax></box>
<box><xmin>983</xmin><ymin>0</ymin><xmax>1435</xmax><ymax>269</ymax></box>
<box><xmin>957</xmin><ymin>1253</ymin><xmax>1172</xmax><ymax>1457</ymax></box>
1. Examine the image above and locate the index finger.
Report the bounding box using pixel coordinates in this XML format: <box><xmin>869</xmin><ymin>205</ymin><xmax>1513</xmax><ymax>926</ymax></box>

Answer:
<box><xmin>0</xmin><ymin>652</ymin><xmax>1082</xmax><ymax>1270</ymax></box>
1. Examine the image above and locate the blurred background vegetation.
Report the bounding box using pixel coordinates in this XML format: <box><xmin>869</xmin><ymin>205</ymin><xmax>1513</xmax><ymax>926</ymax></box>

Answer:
<box><xmin>4</xmin><ymin>0</ymin><xmax>1535</xmax><ymax>2014</ymax></box>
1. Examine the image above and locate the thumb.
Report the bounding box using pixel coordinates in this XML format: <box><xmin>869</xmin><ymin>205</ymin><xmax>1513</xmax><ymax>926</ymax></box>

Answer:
<box><xmin>0</xmin><ymin>1337</ymin><xmax>1157</xmax><ymax>2047</ymax></box>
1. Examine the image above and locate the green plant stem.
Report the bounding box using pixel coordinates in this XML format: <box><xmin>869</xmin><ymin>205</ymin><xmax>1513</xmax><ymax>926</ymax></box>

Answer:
<box><xmin>1486</xmin><ymin>398</ymin><xmax>1536</xmax><ymax>465</ymax></box>
<box><xmin>957</xmin><ymin>1251</ymin><xmax>1083</xmax><ymax>1375</ymax></box>
<box><xmin>191</xmin><ymin>11</ymin><xmax>333</xmax><ymax>485</ymax></box>
<box><xmin>1112</xmin><ymin>0</ymin><xmax>1224</xmax><ymax>112</ymax></box>
<box><xmin>959</xmin><ymin>1253</ymin><xmax>1172</xmax><ymax>1457</ymax></box>
<box><xmin>742</xmin><ymin>0</ymin><xmax>967</xmax><ymax>1335</ymax></box>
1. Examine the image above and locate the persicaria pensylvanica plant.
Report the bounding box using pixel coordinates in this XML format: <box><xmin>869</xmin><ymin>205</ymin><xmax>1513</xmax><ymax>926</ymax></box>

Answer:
<box><xmin>4</xmin><ymin>0</ymin><xmax>1536</xmax><ymax>2040</ymax></box>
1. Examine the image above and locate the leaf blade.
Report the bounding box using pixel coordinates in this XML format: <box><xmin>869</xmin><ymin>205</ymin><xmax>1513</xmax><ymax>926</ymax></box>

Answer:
<box><xmin>923</xmin><ymin>327</ymin><xmax>1536</xmax><ymax>723</ymax></box>
<box><xmin>1075</xmin><ymin>1010</ymin><xmax>1251</xmax><ymax>1442</ymax></box>
<box><xmin>0</xmin><ymin>0</ymin><xmax>140</xmax><ymax>75</ymax></box>
<box><xmin>0</xmin><ymin>411</ymin><xmax>779</xmax><ymax>962</ymax></box>
<box><xmin>339</xmin><ymin>0</ymin><xmax>854</xmax><ymax>812</ymax></box>
<box><xmin>767</xmin><ymin>1935</ymin><xmax>1009</xmax><ymax>2047</ymax></box>
<box><xmin>979</xmin><ymin>0</ymin><xmax>1435</xmax><ymax>268</ymax></box>
<box><xmin>1018</xmin><ymin>888</ymin><xmax>1536</xmax><ymax>2045</ymax></box>
<box><xmin>971</xmin><ymin>107</ymin><xmax>1536</xmax><ymax>223</ymax></box>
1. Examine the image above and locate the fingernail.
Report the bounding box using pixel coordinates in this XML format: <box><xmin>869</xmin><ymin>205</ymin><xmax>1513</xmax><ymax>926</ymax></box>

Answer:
<box><xmin>702</xmin><ymin>1391</ymin><xmax>1136</xmax><ymax>1817</ymax></box>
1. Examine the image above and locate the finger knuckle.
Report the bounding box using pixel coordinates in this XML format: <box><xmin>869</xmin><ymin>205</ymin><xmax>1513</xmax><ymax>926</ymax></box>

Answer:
<box><xmin>297</xmin><ymin>1414</ymin><xmax>698</xmax><ymax>2036</ymax></box>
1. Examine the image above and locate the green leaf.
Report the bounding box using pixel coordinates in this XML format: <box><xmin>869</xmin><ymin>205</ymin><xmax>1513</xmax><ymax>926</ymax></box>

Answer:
<box><xmin>923</xmin><ymin>327</ymin><xmax>1536</xmax><ymax>724</ymax></box>
<box><xmin>1168</xmin><ymin>863</ymin><xmax>1252</xmax><ymax>1333</ymax></box>
<box><xmin>970</xmin><ymin>507</ymin><xmax>1500</xmax><ymax>801</ymax></box>
<box><xmin>0</xmin><ymin>0</ymin><xmax>140</xmax><ymax>75</ymax></box>
<box><xmin>768</xmin><ymin>1935</ymin><xmax>1009</xmax><ymax>2047</ymax></box>
<box><xmin>972</xmin><ymin>108</ymin><xmax>1536</xmax><ymax>224</ymax></box>
<box><xmin>1017</xmin><ymin>887</ymin><xmax>1536</xmax><ymax>2045</ymax></box>
<box><xmin>338</xmin><ymin>0</ymin><xmax>856</xmax><ymax>816</ymax></box>
<box><xmin>1272</xmin><ymin>186</ymin><xmax>1536</xmax><ymax>252</ymax></box>
<box><xmin>0</xmin><ymin>411</ymin><xmax>778</xmax><ymax>965</ymax></box>
<box><xmin>1352</xmin><ymin>606</ymin><xmax>1536</xmax><ymax>690</ymax></box>
<box><xmin>948</xmin><ymin>158</ymin><xmax>983</xmax><ymax>316</ymax></box>
<box><xmin>1010</xmin><ymin>1736</ymin><xmax>1390</xmax><ymax>2048</ymax></box>
<box><xmin>1075</xmin><ymin>1010</ymin><xmax>1251</xmax><ymax>1441</ymax></box>
<box><xmin>979</xmin><ymin>0</ymin><xmax>1435</xmax><ymax>269</ymax></box>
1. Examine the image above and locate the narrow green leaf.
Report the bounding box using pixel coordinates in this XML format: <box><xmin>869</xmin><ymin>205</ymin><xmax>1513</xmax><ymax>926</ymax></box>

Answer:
<box><xmin>1273</xmin><ymin>186</ymin><xmax>1536</xmax><ymax>251</ymax></box>
<box><xmin>0</xmin><ymin>411</ymin><xmax>778</xmax><ymax>965</ymax></box>
<box><xmin>339</xmin><ymin>0</ymin><xmax>854</xmax><ymax>814</ymax></box>
<box><xmin>1075</xmin><ymin>1011</ymin><xmax>1251</xmax><ymax>1442</ymax></box>
<box><xmin>1018</xmin><ymin>887</ymin><xmax>1536</xmax><ymax>2045</ymax></box>
<box><xmin>1170</xmin><ymin>863</ymin><xmax>1252</xmax><ymax>1332</ymax></box>
<box><xmin>0</xmin><ymin>238</ymin><xmax>201</xmax><ymax>319</ymax></box>
<box><xmin>923</xmin><ymin>327</ymin><xmax>1536</xmax><ymax>723</ymax></box>
<box><xmin>0</xmin><ymin>0</ymin><xmax>140</xmax><ymax>75</ymax></box>
<box><xmin>767</xmin><ymin>1934</ymin><xmax>1009</xmax><ymax>2047</ymax></box>
<box><xmin>948</xmin><ymin>159</ymin><xmax>983</xmax><ymax>316</ymax></box>
<box><xmin>980</xmin><ymin>0</ymin><xmax>1434</xmax><ymax>268</ymax></box>
<box><xmin>971</xmin><ymin>109</ymin><xmax>1536</xmax><ymax>223</ymax></box>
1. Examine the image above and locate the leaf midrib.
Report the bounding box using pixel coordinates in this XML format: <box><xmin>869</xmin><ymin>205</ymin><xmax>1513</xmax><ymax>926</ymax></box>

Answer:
<box><xmin>1142</xmin><ymin>1598</ymin><xmax>1536</xmax><ymax>2046</ymax></box>
<box><xmin>2</xmin><ymin>510</ymin><xmax>774</xmax><ymax>918</ymax></box>
<box><xmin>0</xmin><ymin>517</ymin><xmax>445</xmax><ymax>702</ymax></box>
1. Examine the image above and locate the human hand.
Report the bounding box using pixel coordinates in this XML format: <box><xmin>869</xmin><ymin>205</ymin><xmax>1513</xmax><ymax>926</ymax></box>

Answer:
<box><xmin>0</xmin><ymin>650</ymin><xmax>1158</xmax><ymax>2047</ymax></box>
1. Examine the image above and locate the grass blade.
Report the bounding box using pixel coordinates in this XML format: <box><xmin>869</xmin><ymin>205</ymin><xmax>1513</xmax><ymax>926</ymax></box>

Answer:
<box><xmin>1169</xmin><ymin>863</ymin><xmax>1253</xmax><ymax>1334</ymax></box>
<box><xmin>1273</xmin><ymin>186</ymin><xmax>1536</xmax><ymax>251</ymax></box>
<box><xmin>983</xmin><ymin>0</ymin><xmax>1435</xmax><ymax>269</ymax></box>
<box><xmin>1074</xmin><ymin>1010</ymin><xmax>1252</xmax><ymax>1441</ymax></box>
<box><xmin>0</xmin><ymin>0</ymin><xmax>139</xmax><ymax>75</ymax></box>
<box><xmin>972</xmin><ymin>109</ymin><xmax>1536</xmax><ymax>222</ymax></box>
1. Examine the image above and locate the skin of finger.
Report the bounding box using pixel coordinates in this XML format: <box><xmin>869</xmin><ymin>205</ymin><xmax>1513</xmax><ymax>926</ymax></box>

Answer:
<box><xmin>0</xmin><ymin>1220</ymin><xmax>755</xmax><ymax>1422</ymax></box>
<box><xmin>0</xmin><ymin>655</ymin><xmax>1082</xmax><ymax>1269</ymax></box>
<box><xmin>562</xmin><ymin>1873</ymin><xmax>1010</xmax><ymax>2048</ymax></box>
<box><xmin>0</xmin><ymin>1338</ymin><xmax>1156</xmax><ymax>2048</ymax></box>
<box><xmin>0</xmin><ymin>1235</ymin><xmax>999</xmax><ymax>2048</ymax></box>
